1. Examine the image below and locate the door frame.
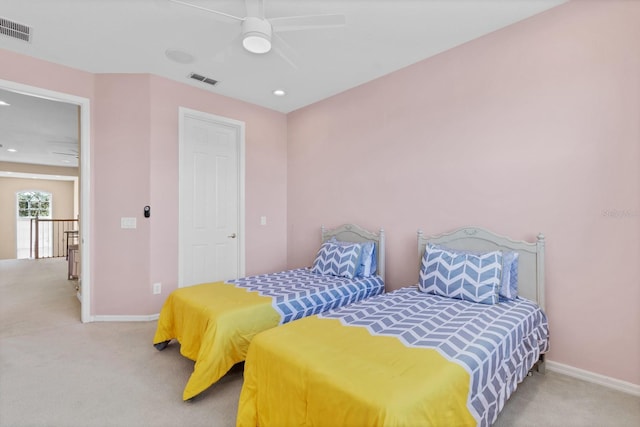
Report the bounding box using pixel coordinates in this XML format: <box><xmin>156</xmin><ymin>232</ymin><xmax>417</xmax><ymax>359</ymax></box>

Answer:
<box><xmin>0</xmin><ymin>78</ymin><xmax>92</xmax><ymax>323</ymax></box>
<box><xmin>178</xmin><ymin>107</ymin><xmax>245</xmax><ymax>287</ymax></box>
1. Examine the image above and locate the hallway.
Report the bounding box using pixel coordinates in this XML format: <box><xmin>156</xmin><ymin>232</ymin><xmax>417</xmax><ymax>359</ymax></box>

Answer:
<box><xmin>0</xmin><ymin>257</ymin><xmax>80</xmax><ymax>339</ymax></box>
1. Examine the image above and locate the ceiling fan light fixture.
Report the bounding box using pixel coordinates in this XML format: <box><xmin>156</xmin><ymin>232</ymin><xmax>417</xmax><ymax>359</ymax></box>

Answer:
<box><xmin>242</xmin><ymin>17</ymin><xmax>272</xmax><ymax>54</ymax></box>
<box><xmin>243</xmin><ymin>34</ymin><xmax>271</xmax><ymax>54</ymax></box>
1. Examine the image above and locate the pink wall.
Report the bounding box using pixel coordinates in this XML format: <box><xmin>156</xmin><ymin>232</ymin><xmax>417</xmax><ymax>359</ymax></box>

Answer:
<box><xmin>1</xmin><ymin>51</ymin><xmax>289</xmax><ymax>317</ymax></box>
<box><xmin>93</xmin><ymin>74</ymin><xmax>288</xmax><ymax>315</ymax></box>
<box><xmin>286</xmin><ymin>1</ymin><xmax>640</xmax><ymax>386</ymax></box>
<box><xmin>92</xmin><ymin>74</ymin><xmax>153</xmax><ymax>314</ymax></box>
<box><xmin>146</xmin><ymin>75</ymin><xmax>288</xmax><ymax>311</ymax></box>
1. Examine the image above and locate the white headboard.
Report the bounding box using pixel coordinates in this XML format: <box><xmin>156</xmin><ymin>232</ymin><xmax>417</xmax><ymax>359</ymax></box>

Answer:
<box><xmin>417</xmin><ymin>227</ymin><xmax>545</xmax><ymax>310</ymax></box>
<box><xmin>321</xmin><ymin>224</ymin><xmax>386</xmax><ymax>284</ymax></box>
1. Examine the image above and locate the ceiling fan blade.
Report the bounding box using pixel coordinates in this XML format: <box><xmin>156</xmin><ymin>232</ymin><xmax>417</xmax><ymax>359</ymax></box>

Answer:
<box><xmin>271</xmin><ymin>14</ymin><xmax>346</xmax><ymax>32</ymax></box>
<box><xmin>272</xmin><ymin>33</ymin><xmax>298</xmax><ymax>70</ymax></box>
<box><xmin>46</xmin><ymin>139</ymin><xmax>77</xmax><ymax>145</ymax></box>
<box><xmin>244</xmin><ymin>0</ymin><xmax>264</xmax><ymax>18</ymax></box>
<box><xmin>169</xmin><ymin>0</ymin><xmax>245</xmax><ymax>22</ymax></box>
<box><xmin>212</xmin><ymin>33</ymin><xmax>243</xmax><ymax>63</ymax></box>
<box><xmin>273</xmin><ymin>47</ymin><xmax>298</xmax><ymax>70</ymax></box>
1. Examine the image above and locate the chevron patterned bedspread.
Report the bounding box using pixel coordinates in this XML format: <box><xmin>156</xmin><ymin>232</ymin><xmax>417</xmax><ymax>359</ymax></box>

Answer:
<box><xmin>229</xmin><ymin>268</ymin><xmax>384</xmax><ymax>323</ymax></box>
<box><xmin>154</xmin><ymin>269</ymin><xmax>383</xmax><ymax>400</ymax></box>
<box><xmin>237</xmin><ymin>285</ymin><xmax>548</xmax><ymax>427</ymax></box>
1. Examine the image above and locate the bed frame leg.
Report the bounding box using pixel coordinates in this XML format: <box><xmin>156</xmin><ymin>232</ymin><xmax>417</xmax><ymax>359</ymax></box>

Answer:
<box><xmin>536</xmin><ymin>354</ymin><xmax>546</xmax><ymax>374</ymax></box>
<box><xmin>154</xmin><ymin>340</ymin><xmax>170</xmax><ymax>351</ymax></box>
<box><xmin>528</xmin><ymin>354</ymin><xmax>546</xmax><ymax>376</ymax></box>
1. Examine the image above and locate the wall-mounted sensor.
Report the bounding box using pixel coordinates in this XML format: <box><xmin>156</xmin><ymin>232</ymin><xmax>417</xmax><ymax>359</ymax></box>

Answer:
<box><xmin>144</xmin><ymin>206</ymin><xmax>151</xmax><ymax>218</ymax></box>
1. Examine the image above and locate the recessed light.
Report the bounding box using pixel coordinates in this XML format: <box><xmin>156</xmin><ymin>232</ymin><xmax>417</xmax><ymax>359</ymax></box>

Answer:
<box><xmin>0</xmin><ymin>100</ymin><xmax>10</xmax><ymax>106</ymax></box>
<box><xmin>272</xmin><ymin>89</ymin><xmax>286</xmax><ymax>97</ymax></box>
<box><xmin>165</xmin><ymin>49</ymin><xmax>196</xmax><ymax>64</ymax></box>
<box><xmin>7</xmin><ymin>148</ymin><xmax>17</xmax><ymax>152</ymax></box>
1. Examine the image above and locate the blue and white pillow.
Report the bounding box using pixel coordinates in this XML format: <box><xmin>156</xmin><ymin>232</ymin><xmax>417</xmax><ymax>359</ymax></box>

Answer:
<box><xmin>419</xmin><ymin>243</ymin><xmax>502</xmax><ymax>305</ymax></box>
<box><xmin>427</xmin><ymin>244</ymin><xmax>519</xmax><ymax>301</ymax></box>
<box><xmin>359</xmin><ymin>241</ymin><xmax>377</xmax><ymax>277</ymax></box>
<box><xmin>500</xmin><ymin>251</ymin><xmax>519</xmax><ymax>300</ymax></box>
<box><xmin>328</xmin><ymin>238</ymin><xmax>377</xmax><ymax>278</ymax></box>
<box><xmin>311</xmin><ymin>241</ymin><xmax>362</xmax><ymax>279</ymax></box>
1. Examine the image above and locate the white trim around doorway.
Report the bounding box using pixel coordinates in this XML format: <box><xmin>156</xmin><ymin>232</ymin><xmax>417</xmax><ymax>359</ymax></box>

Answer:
<box><xmin>0</xmin><ymin>78</ymin><xmax>92</xmax><ymax>323</ymax></box>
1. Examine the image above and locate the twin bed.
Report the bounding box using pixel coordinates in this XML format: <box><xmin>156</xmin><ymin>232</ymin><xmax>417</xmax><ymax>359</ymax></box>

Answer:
<box><xmin>236</xmin><ymin>227</ymin><xmax>549</xmax><ymax>427</ymax></box>
<box><xmin>154</xmin><ymin>224</ymin><xmax>549</xmax><ymax>426</ymax></box>
<box><xmin>153</xmin><ymin>223</ymin><xmax>386</xmax><ymax>400</ymax></box>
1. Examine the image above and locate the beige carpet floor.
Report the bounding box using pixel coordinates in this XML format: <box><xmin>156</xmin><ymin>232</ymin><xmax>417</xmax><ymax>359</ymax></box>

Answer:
<box><xmin>1</xmin><ymin>257</ymin><xmax>638</xmax><ymax>427</ymax></box>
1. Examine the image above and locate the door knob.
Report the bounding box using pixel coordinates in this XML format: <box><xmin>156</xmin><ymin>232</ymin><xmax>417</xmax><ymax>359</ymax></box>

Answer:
<box><xmin>228</xmin><ymin>233</ymin><xmax>237</xmax><ymax>238</ymax></box>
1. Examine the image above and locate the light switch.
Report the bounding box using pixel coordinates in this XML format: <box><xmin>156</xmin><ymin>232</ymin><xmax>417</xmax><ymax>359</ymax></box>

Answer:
<box><xmin>121</xmin><ymin>217</ymin><xmax>137</xmax><ymax>229</ymax></box>
<box><xmin>260</xmin><ymin>216</ymin><xmax>267</xmax><ymax>226</ymax></box>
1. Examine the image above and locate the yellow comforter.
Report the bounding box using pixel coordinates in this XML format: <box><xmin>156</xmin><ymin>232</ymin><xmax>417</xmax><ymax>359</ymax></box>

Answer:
<box><xmin>237</xmin><ymin>316</ymin><xmax>474</xmax><ymax>427</ymax></box>
<box><xmin>153</xmin><ymin>281</ymin><xmax>280</xmax><ymax>400</ymax></box>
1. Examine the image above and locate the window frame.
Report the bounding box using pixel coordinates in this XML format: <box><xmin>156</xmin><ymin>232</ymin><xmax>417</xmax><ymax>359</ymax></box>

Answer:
<box><xmin>16</xmin><ymin>190</ymin><xmax>52</xmax><ymax>219</ymax></box>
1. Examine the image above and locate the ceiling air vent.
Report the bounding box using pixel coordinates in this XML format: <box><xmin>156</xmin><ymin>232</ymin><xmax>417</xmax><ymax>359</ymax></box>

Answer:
<box><xmin>189</xmin><ymin>73</ymin><xmax>218</xmax><ymax>87</ymax></box>
<box><xmin>0</xmin><ymin>17</ymin><xmax>31</xmax><ymax>42</ymax></box>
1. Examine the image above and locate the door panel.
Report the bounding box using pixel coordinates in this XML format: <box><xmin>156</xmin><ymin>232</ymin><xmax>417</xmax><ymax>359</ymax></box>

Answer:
<box><xmin>180</xmin><ymin>110</ymin><xmax>243</xmax><ymax>287</ymax></box>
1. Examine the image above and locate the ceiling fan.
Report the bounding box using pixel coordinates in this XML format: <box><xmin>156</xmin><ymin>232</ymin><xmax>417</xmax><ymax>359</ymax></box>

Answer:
<box><xmin>169</xmin><ymin>0</ymin><xmax>346</xmax><ymax>68</ymax></box>
<box><xmin>48</xmin><ymin>140</ymin><xmax>79</xmax><ymax>159</ymax></box>
<box><xmin>52</xmin><ymin>151</ymin><xmax>78</xmax><ymax>159</ymax></box>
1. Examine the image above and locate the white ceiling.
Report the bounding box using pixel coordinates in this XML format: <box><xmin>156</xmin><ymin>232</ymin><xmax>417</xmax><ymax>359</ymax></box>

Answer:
<box><xmin>0</xmin><ymin>0</ymin><xmax>566</xmax><ymax>167</ymax></box>
<box><xmin>0</xmin><ymin>88</ymin><xmax>79</xmax><ymax>168</ymax></box>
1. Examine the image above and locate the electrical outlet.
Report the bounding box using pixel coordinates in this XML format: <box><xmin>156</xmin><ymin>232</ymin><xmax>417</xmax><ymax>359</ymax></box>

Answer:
<box><xmin>260</xmin><ymin>216</ymin><xmax>267</xmax><ymax>226</ymax></box>
<box><xmin>152</xmin><ymin>282</ymin><xmax>161</xmax><ymax>295</ymax></box>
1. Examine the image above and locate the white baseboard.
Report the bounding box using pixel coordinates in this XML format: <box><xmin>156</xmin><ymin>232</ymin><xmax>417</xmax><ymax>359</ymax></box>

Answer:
<box><xmin>90</xmin><ymin>314</ymin><xmax>160</xmax><ymax>322</ymax></box>
<box><xmin>546</xmin><ymin>360</ymin><xmax>640</xmax><ymax>397</ymax></box>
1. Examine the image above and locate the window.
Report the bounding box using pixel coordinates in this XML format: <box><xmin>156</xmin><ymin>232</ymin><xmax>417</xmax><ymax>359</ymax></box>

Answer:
<box><xmin>18</xmin><ymin>191</ymin><xmax>51</xmax><ymax>218</ymax></box>
<box><xmin>16</xmin><ymin>191</ymin><xmax>52</xmax><ymax>258</ymax></box>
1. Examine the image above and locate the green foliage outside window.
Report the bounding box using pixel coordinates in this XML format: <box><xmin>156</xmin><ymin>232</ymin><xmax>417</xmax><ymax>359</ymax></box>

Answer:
<box><xmin>17</xmin><ymin>191</ymin><xmax>51</xmax><ymax>218</ymax></box>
